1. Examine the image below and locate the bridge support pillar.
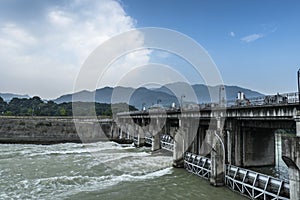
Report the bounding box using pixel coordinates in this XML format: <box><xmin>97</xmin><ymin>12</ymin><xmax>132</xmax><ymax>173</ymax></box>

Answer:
<box><xmin>209</xmin><ymin>130</ymin><xmax>225</xmax><ymax>186</ymax></box>
<box><xmin>127</xmin><ymin>123</ymin><xmax>134</xmax><ymax>140</ymax></box>
<box><xmin>282</xmin><ymin>135</ymin><xmax>300</xmax><ymax>200</ymax></box>
<box><xmin>149</xmin><ymin>120</ymin><xmax>161</xmax><ymax>151</ymax></box>
<box><xmin>151</xmin><ymin>131</ymin><xmax>161</xmax><ymax>151</ymax></box>
<box><xmin>119</xmin><ymin>127</ymin><xmax>123</xmax><ymax>139</ymax></box>
<box><xmin>173</xmin><ymin>118</ymin><xmax>199</xmax><ymax>168</ymax></box>
<box><xmin>136</xmin><ymin>125</ymin><xmax>145</xmax><ymax>147</ymax></box>
<box><xmin>295</xmin><ymin>116</ymin><xmax>300</xmax><ymax>137</ymax></box>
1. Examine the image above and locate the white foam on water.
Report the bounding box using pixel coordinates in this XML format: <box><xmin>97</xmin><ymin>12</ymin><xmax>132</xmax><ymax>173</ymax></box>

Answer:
<box><xmin>0</xmin><ymin>141</ymin><xmax>174</xmax><ymax>199</ymax></box>
<box><xmin>1</xmin><ymin>167</ymin><xmax>173</xmax><ymax>199</ymax></box>
<box><xmin>22</xmin><ymin>141</ymin><xmax>129</xmax><ymax>157</ymax></box>
<box><xmin>96</xmin><ymin>151</ymin><xmax>151</xmax><ymax>163</ymax></box>
<box><xmin>60</xmin><ymin>167</ymin><xmax>174</xmax><ymax>198</ymax></box>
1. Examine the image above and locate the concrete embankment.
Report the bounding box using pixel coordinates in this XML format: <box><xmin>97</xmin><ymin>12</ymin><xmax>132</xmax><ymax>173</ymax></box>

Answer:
<box><xmin>0</xmin><ymin>116</ymin><xmax>136</xmax><ymax>145</ymax></box>
<box><xmin>0</xmin><ymin>116</ymin><xmax>81</xmax><ymax>144</ymax></box>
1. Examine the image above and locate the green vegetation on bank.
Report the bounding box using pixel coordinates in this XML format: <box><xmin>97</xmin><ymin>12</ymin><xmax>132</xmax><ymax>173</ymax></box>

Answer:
<box><xmin>0</xmin><ymin>96</ymin><xmax>137</xmax><ymax>117</ymax></box>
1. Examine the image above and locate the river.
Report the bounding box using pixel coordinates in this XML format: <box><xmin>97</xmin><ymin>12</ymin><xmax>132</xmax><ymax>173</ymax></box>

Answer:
<box><xmin>0</xmin><ymin>142</ymin><xmax>247</xmax><ymax>200</ymax></box>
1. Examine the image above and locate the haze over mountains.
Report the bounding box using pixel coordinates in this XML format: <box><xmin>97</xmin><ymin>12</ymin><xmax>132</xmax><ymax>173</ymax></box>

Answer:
<box><xmin>0</xmin><ymin>93</ymin><xmax>30</xmax><ymax>102</ymax></box>
<box><xmin>0</xmin><ymin>83</ymin><xmax>263</xmax><ymax>110</ymax></box>
<box><xmin>53</xmin><ymin>82</ymin><xmax>263</xmax><ymax>110</ymax></box>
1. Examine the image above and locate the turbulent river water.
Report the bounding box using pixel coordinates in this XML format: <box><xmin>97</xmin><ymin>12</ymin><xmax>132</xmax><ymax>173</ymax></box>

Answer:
<box><xmin>0</xmin><ymin>142</ymin><xmax>249</xmax><ymax>200</ymax></box>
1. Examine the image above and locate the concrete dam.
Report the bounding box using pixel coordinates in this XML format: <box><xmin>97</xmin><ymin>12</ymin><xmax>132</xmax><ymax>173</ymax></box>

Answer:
<box><xmin>1</xmin><ymin>93</ymin><xmax>300</xmax><ymax>199</ymax></box>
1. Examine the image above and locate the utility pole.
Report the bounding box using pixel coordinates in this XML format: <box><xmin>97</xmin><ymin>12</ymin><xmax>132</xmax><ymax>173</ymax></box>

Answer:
<box><xmin>181</xmin><ymin>95</ymin><xmax>185</xmax><ymax>112</ymax></box>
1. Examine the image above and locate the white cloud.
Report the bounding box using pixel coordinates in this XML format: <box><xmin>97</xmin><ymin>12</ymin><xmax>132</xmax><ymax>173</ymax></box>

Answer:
<box><xmin>230</xmin><ymin>31</ymin><xmax>235</xmax><ymax>37</ymax></box>
<box><xmin>48</xmin><ymin>10</ymin><xmax>73</xmax><ymax>27</ymax></box>
<box><xmin>99</xmin><ymin>49</ymin><xmax>152</xmax><ymax>88</ymax></box>
<box><xmin>0</xmin><ymin>0</ymin><xmax>149</xmax><ymax>99</ymax></box>
<box><xmin>1</xmin><ymin>23</ymin><xmax>37</xmax><ymax>46</ymax></box>
<box><xmin>241</xmin><ymin>33</ymin><xmax>264</xmax><ymax>43</ymax></box>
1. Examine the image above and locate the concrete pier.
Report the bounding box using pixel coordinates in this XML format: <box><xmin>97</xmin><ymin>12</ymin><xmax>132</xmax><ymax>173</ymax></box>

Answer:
<box><xmin>136</xmin><ymin>125</ymin><xmax>145</xmax><ymax>147</ymax></box>
<box><xmin>209</xmin><ymin>130</ymin><xmax>225</xmax><ymax>186</ymax></box>
<box><xmin>282</xmin><ymin>136</ymin><xmax>300</xmax><ymax>200</ymax></box>
<box><xmin>173</xmin><ymin>117</ymin><xmax>199</xmax><ymax>168</ymax></box>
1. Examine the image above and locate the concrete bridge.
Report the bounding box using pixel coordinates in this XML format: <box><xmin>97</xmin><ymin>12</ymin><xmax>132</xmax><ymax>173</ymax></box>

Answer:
<box><xmin>115</xmin><ymin>101</ymin><xmax>300</xmax><ymax>199</ymax></box>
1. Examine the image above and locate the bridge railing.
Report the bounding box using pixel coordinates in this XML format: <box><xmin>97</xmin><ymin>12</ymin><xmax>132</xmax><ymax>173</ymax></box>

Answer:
<box><xmin>226</xmin><ymin>92</ymin><xmax>299</xmax><ymax>108</ymax></box>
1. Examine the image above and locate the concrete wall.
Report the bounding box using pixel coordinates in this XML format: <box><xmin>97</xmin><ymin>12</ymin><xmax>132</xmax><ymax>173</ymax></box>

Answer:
<box><xmin>0</xmin><ymin>117</ymin><xmax>113</xmax><ymax>144</ymax></box>
<box><xmin>282</xmin><ymin>136</ymin><xmax>300</xmax><ymax>200</ymax></box>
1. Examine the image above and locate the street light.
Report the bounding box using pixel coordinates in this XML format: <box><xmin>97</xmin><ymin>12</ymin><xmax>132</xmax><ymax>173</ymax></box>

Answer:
<box><xmin>181</xmin><ymin>95</ymin><xmax>185</xmax><ymax>112</ymax></box>
<box><xmin>219</xmin><ymin>85</ymin><xmax>225</xmax><ymax>107</ymax></box>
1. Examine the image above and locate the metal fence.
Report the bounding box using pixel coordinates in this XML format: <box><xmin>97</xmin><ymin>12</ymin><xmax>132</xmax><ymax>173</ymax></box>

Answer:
<box><xmin>226</xmin><ymin>165</ymin><xmax>290</xmax><ymax>200</ymax></box>
<box><xmin>145</xmin><ymin>135</ymin><xmax>152</xmax><ymax>145</ymax></box>
<box><xmin>160</xmin><ymin>134</ymin><xmax>174</xmax><ymax>152</ymax></box>
<box><xmin>184</xmin><ymin>152</ymin><xmax>211</xmax><ymax>179</ymax></box>
<box><xmin>227</xmin><ymin>92</ymin><xmax>299</xmax><ymax>108</ymax></box>
<box><xmin>183</xmin><ymin>152</ymin><xmax>290</xmax><ymax>200</ymax></box>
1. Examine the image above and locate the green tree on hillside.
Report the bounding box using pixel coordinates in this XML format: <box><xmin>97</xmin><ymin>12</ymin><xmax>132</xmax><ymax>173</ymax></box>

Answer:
<box><xmin>2</xmin><ymin>96</ymin><xmax>138</xmax><ymax>116</ymax></box>
<box><xmin>0</xmin><ymin>97</ymin><xmax>7</xmax><ymax>115</ymax></box>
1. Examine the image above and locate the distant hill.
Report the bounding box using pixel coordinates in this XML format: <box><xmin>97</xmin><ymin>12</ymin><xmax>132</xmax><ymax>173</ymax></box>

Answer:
<box><xmin>53</xmin><ymin>83</ymin><xmax>263</xmax><ymax>110</ymax></box>
<box><xmin>153</xmin><ymin>82</ymin><xmax>263</xmax><ymax>103</ymax></box>
<box><xmin>0</xmin><ymin>93</ymin><xmax>30</xmax><ymax>102</ymax></box>
<box><xmin>54</xmin><ymin>86</ymin><xmax>178</xmax><ymax>109</ymax></box>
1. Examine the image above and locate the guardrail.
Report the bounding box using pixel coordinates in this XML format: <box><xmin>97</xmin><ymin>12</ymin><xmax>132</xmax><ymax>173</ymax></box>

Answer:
<box><xmin>184</xmin><ymin>152</ymin><xmax>211</xmax><ymax>179</ymax></box>
<box><xmin>227</xmin><ymin>92</ymin><xmax>299</xmax><ymax>108</ymax></box>
<box><xmin>226</xmin><ymin>165</ymin><xmax>290</xmax><ymax>200</ymax></box>
<box><xmin>133</xmin><ymin>136</ymin><xmax>138</xmax><ymax>145</ymax></box>
<box><xmin>145</xmin><ymin>135</ymin><xmax>152</xmax><ymax>145</ymax></box>
<box><xmin>184</xmin><ymin>152</ymin><xmax>290</xmax><ymax>200</ymax></box>
<box><xmin>160</xmin><ymin>134</ymin><xmax>174</xmax><ymax>152</ymax></box>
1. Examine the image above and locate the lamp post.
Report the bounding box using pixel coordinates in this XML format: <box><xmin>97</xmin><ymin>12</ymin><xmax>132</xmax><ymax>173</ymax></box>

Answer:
<box><xmin>181</xmin><ymin>95</ymin><xmax>185</xmax><ymax>112</ymax></box>
<box><xmin>219</xmin><ymin>85</ymin><xmax>225</xmax><ymax>107</ymax></box>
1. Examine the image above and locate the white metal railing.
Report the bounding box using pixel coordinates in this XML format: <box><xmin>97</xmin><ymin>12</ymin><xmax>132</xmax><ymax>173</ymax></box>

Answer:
<box><xmin>160</xmin><ymin>134</ymin><xmax>174</xmax><ymax>152</ymax></box>
<box><xmin>184</xmin><ymin>152</ymin><xmax>211</xmax><ymax>179</ymax></box>
<box><xmin>226</xmin><ymin>165</ymin><xmax>290</xmax><ymax>200</ymax></box>
<box><xmin>133</xmin><ymin>136</ymin><xmax>138</xmax><ymax>145</ymax></box>
<box><xmin>145</xmin><ymin>135</ymin><xmax>152</xmax><ymax>145</ymax></box>
<box><xmin>227</xmin><ymin>92</ymin><xmax>299</xmax><ymax>108</ymax></box>
<box><xmin>183</xmin><ymin>153</ymin><xmax>290</xmax><ymax>200</ymax></box>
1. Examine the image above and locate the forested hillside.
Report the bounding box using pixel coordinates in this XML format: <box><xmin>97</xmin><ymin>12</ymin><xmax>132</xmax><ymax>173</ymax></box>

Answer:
<box><xmin>0</xmin><ymin>96</ymin><xmax>137</xmax><ymax>117</ymax></box>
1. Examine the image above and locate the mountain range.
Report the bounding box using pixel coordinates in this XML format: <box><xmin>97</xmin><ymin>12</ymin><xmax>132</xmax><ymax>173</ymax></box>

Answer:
<box><xmin>53</xmin><ymin>82</ymin><xmax>263</xmax><ymax>110</ymax></box>
<box><xmin>0</xmin><ymin>83</ymin><xmax>263</xmax><ymax>110</ymax></box>
<box><xmin>0</xmin><ymin>93</ymin><xmax>30</xmax><ymax>102</ymax></box>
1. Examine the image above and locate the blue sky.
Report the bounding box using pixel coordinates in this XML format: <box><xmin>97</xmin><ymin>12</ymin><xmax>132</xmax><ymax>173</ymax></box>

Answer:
<box><xmin>0</xmin><ymin>0</ymin><xmax>299</xmax><ymax>99</ymax></box>
<box><xmin>122</xmin><ymin>0</ymin><xmax>300</xmax><ymax>93</ymax></box>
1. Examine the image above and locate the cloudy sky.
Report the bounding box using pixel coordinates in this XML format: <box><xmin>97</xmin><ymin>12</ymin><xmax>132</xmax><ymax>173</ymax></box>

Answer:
<box><xmin>0</xmin><ymin>0</ymin><xmax>300</xmax><ymax>99</ymax></box>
